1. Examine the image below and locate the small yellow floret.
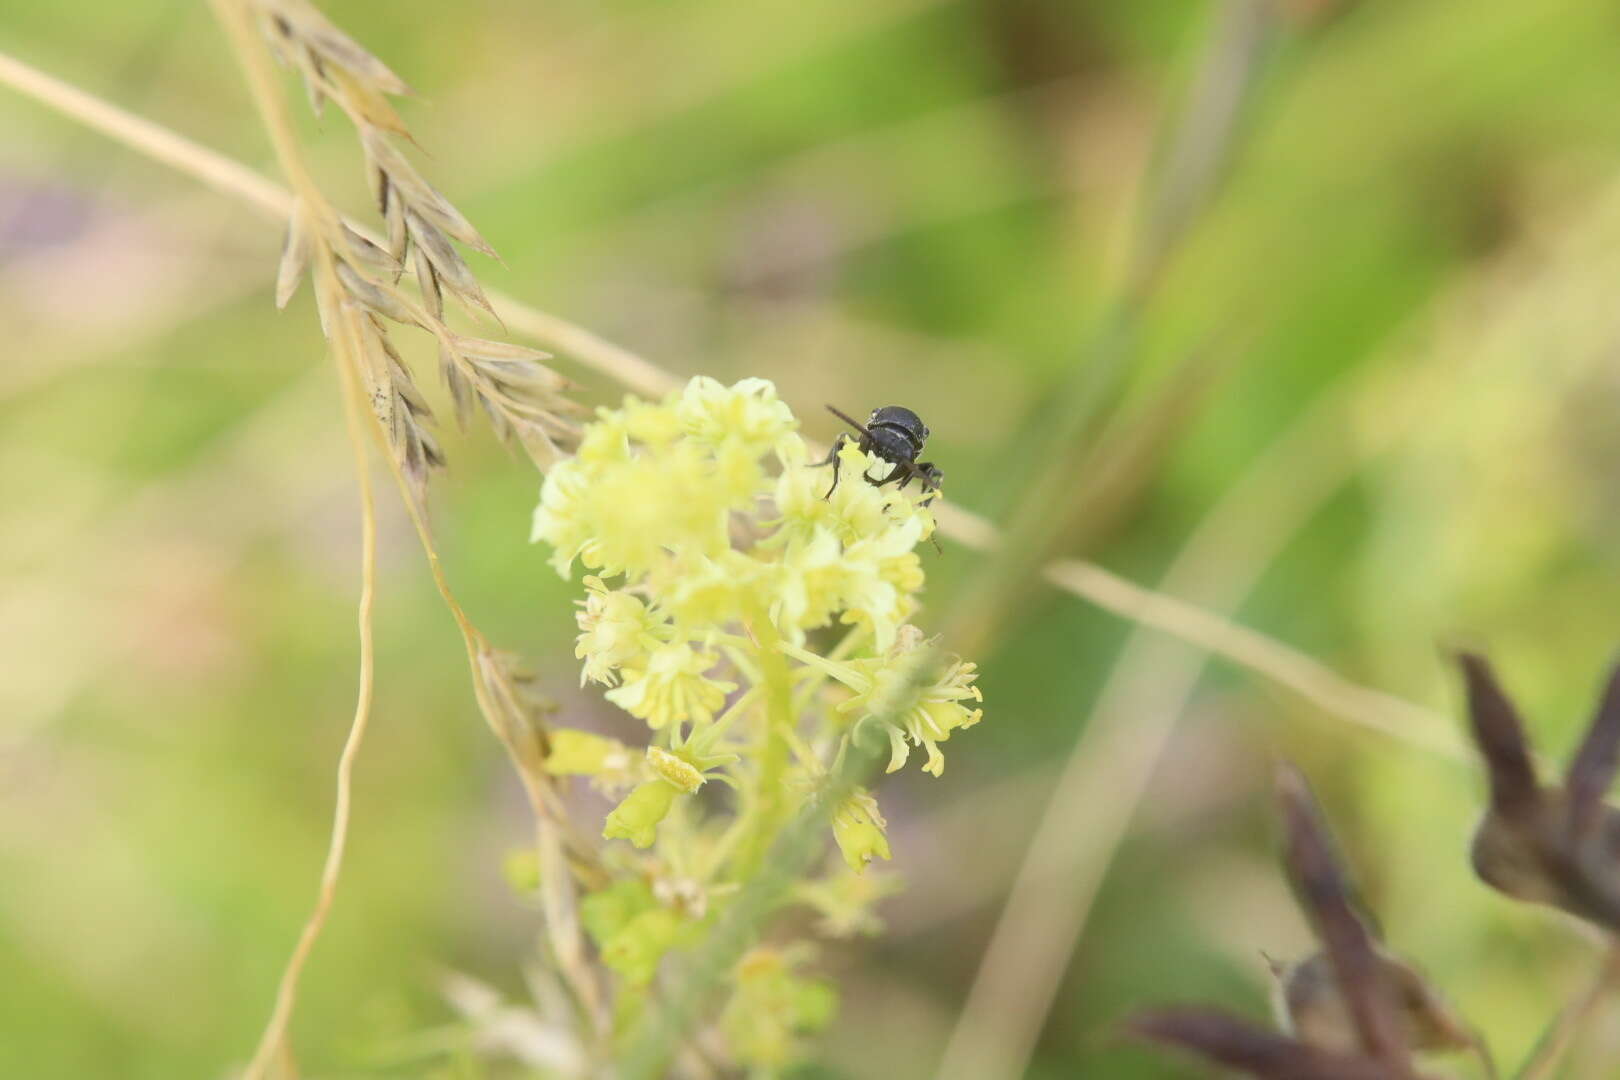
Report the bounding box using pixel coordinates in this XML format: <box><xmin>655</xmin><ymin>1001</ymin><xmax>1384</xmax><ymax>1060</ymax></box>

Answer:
<box><xmin>603</xmin><ymin>780</ymin><xmax>680</xmax><ymax>848</ymax></box>
<box><xmin>606</xmin><ymin>642</ymin><xmax>736</xmax><ymax>732</ymax></box>
<box><xmin>574</xmin><ymin>576</ymin><xmax>664</xmax><ymax>686</ymax></box>
<box><xmin>831</xmin><ymin>789</ymin><xmax>892</xmax><ymax>873</ymax></box>
<box><xmin>783</xmin><ymin>626</ymin><xmax>982</xmax><ymax>777</ymax></box>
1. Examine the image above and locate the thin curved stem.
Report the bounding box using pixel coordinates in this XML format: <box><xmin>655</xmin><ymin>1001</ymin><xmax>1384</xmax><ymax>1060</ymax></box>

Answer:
<box><xmin>1039</xmin><ymin>556</ymin><xmax>1466</xmax><ymax>760</ymax></box>
<box><xmin>201</xmin><ymin>4</ymin><xmax>384</xmax><ymax>1075</ymax></box>
<box><xmin>0</xmin><ymin>48</ymin><xmax>290</xmax><ymax>218</ymax></box>
<box><xmin>729</xmin><ymin>605</ymin><xmax>797</xmax><ymax>879</ymax></box>
<box><xmin>197</xmin><ymin>0</ymin><xmax>607</xmax><ymax>1059</ymax></box>
<box><xmin>240</xmin><ymin>308</ymin><xmax>380</xmax><ymax>1080</ymax></box>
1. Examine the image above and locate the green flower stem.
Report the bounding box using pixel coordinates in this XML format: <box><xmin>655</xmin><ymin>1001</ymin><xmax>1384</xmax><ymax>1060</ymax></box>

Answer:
<box><xmin>780</xmin><ymin>726</ymin><xmax>822</xmax><ymax>774</ymax></box>
<box><xmin>676</xmin><ymin>686</ymin><xmax>756</xmax><ymax>751</ymax></box>
<box><xmin>731</xmin><ymin>604</ymin><xmax>797</xmax><ymax>878</ymax></box>
<box><xmin>621</xmin><ymin>720</ymin><xmax>884</xmax><ymax>1080</ymax></box>
<box><xmin>702</xmin><ymin>811</ymin><xmax>752</xmax><ymax>884</ymax></box>
<box><xmin>661</xmin><ymin>795</ymin><xmax>695</xmax><ymax>880</ymax></box>
<box><xmin>788</xmin><ymin>625</ymin><xmax>868</xmax><ymax>720</ymax></box>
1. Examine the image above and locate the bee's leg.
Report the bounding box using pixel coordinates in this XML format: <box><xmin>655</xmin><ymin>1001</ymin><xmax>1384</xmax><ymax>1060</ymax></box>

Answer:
<box><xmin>873</xmin><ymin>462</ymin><xmax>906</xmax><ymax>487</ymax></box>
<box><xmin>916</xmin><ymin>462</ymin><xmax>943</xmax><ymax>506</ymax></box>
<box><xmin>812</xmin><ymin>434</ymin><xmax>846</xmax><ymax>468</ymax></box>
<box><xmin>915</xmin><ymin>463</ymin><xmax>945</xmax><ymax>554</ymax></box>
<box><xmin>817</xmin><ymin>435</ymin><xmax>848</xmax><ymax>499</ymax></box>
<box><xmin>823</xmin><ymin>454</ymin><xmax>844</xmax><ymax>499</ymax></box>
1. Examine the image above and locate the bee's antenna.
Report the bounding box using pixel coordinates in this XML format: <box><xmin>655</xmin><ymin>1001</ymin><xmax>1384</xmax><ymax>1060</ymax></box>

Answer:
<box><xmin>825</xmin><ymin>404</ymin><xmax>873</xmax><ymax>438</ymax></box>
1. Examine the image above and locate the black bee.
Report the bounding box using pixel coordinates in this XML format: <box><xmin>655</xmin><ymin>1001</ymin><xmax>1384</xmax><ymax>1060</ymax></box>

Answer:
<box><xmin>817</xmin><ymin>404</ymin><xmax>943</xmax><ymax>502</ymax></box>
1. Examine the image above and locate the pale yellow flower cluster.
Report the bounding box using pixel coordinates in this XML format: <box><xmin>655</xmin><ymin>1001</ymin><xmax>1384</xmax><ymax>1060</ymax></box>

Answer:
<box><xmin>533</xmin><ymin>377</ymin><xmax>940</xmax><ymax>732</ymax></box>
<box><xmin>531</xmin><ymin>377</ymin><xmax>981</xmax><ymax>869</ymax></box>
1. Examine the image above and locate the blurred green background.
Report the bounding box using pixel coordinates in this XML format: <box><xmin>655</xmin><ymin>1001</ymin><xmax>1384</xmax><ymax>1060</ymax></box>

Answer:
<box><xmin>7</xmin><ymin>0</ymin><xmax>1620</xmax><ymax>1076</ymax></box>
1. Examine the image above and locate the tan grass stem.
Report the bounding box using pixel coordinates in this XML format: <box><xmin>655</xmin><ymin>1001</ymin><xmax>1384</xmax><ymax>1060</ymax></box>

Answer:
<box><xmin>197</xmin><ymin>5</ymin><xmax>393</xmax><ymax>1077</ymax></box>
<box><xmin>199</xmin><ymin>0</ymin><xmax>602</xmax><ymax>1066</ymax></box>
<box><xmin>238</xmin><ymin>317</ymin><xmax>381</xmax><ymax>1080</ymax></box>
<box><xmin>0</xmin><ymin>49</ymin><xmax>288</xmax><ymax>218</ymax></box>
<box><xmin>1040</xmin><ymin>556</ymin><xmax>1465</xmax><ymax>759</ymax></box>
<box><xmin>192</xmin><ymin>5</ymin><xmax>383</xmax><ymax>1076</ymax></box>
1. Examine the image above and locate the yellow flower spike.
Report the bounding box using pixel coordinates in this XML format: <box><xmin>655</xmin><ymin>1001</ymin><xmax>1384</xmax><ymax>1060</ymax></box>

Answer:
<box><xmin>532</xmin><ymin>376</ymin><xmax>983</xmax><ymax>1000</ymax></box>
<box><xmin>831</xmin><ymin>789</ymin><xmax>892</xmax><ymax>873</ymax></box>
<box><xmin>574</xmin><ymin>576</ymin><xmax>665</xmax><ymax>686</ymax></box>
<box><xmin>603</xmin><ymin>780</ymin><xmax>680</xmax><ymax>848</ymax></box>
<box><xmin>606</xmin><ymin>642</ymin><xmax>737</xmax><ymax>733</ymax></box>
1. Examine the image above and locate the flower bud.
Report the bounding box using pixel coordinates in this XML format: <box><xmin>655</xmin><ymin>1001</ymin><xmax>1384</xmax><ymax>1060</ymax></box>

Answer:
<box><xmin>832</xmin><ymin>790</ymin><xmax>891</xmax><ymax>873</ymax></box>
<box><xmin>721</xmin><ymin>947</ymin><xmax>838</xmax><ymax>1069</ymax></box>
<box><xmin>544</xmin><ymin>728</ymin><xmax>630</xmax><ymax>777</ymax></box>
<box><xmin>574</xmin><ymin>576</ymin><xmax>663</xmax><ymax>686</ymax></box>
<box><xmin>602</xmin><ymin>907</ymin><xmax>685</xmax><ymax>987</ymax></box>
<box><xmin>580</xmin><ymin>878</ymin><xmax>657</xmax><ymax>948</ymax></box>
<box><xmin>603</xmin><ymin>780</ymin><xmax>679</xmax><ymax>849</ymax></box>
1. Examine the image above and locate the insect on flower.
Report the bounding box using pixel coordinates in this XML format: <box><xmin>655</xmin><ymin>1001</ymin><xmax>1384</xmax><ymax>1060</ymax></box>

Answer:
<box><xmin>818</xmin><ymin>405</ymin><xmax>943</xmax><ymax>503</ymax></box>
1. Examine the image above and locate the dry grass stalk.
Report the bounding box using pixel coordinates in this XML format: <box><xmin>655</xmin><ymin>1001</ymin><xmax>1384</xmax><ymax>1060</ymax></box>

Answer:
<box><xmin>253</xmin><ymin>0</ymin><xmax>584</xmax><ymax>508</ymax></box>
<box><xmin>201</xmin><ymin>0</ymin><xmax>603</xmax><ymax>1075</ymax></box>
<box><xmin>234</xmin><ymin>309</ymin><xmax>383</xmax><ymax>1080</ymax></box>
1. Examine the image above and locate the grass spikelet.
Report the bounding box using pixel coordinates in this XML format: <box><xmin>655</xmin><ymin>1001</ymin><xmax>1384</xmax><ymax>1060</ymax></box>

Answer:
<box><xmin>204</xmin><ymin>0</ymin><xmax>603</xmax><ymax>1073</ymax></box>
<box><xmin>247</xmin><ymin>0</ymin><xmax>577</xmax><ymax>490</ymax></box>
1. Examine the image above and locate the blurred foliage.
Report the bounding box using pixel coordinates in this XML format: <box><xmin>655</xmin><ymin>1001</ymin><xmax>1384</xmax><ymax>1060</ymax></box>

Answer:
<box><xmin>7</xmin><ymin>0</ymin><xmax>1620</xmax><ymax>1076</ymax></box>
